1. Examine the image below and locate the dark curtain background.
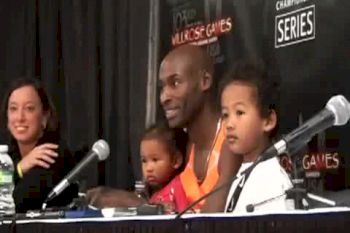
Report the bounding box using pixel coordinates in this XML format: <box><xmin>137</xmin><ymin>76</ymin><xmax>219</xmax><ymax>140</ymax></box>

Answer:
<box><xmin>0</xmin><ymin>0</ymin><xmax>149</xmax><ymax>189</ymax></box>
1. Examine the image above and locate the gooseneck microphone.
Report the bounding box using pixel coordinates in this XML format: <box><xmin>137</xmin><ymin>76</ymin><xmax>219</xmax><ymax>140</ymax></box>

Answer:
<box><xmin>43</xmin><ymin>139</ymin><xmax>110</xmax><ymax>209</ymax></box>
<box><xmin>256</xmin><ymin>95</ymin><xmax>350</xmax><ymax>163</ymax></box>
<box><xmin>176</xmin><ymin>95</ymin><xmax>350</xmax><ymax>217</ymax></box>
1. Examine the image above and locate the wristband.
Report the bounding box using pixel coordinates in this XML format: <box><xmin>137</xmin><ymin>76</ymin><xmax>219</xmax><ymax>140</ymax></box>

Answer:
<box><xmin>17</xmin><ymin>163</ymin><xmax>23</xmax><ymax>178</ymax></box>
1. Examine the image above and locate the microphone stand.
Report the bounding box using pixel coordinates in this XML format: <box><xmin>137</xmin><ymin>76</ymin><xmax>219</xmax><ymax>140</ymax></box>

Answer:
<box><xmin>291</xmin><ymin>112</ymin><xmax>308</xmax><ymax>209</ymax></box>
<box><xmin>289</xmin><ymin>148</ymin><xmax>306</xmax><ymax>209</ymax></box>
<box><xmin>246</xmin><ymin>151</ymin><xmax>337</xmax><ymax>212</ymax></box>
<box><xmin>286</xmin><ymin>188</ymin><xmax>336</xmax><ymax>207</ymax></box>
<box><xmin>285</xmin><ymin>113</ymin><xmax>336</xmax><ymax>210</ymax></box>
<box><xmin>284</xmin><ymin>145</ymin><xmax>337</xmax><ymax>209</ymax></box>
<box><xmin>245</xmin><ymin>187</ymin><xmax>337</xmax><ymax>213</ymax></box>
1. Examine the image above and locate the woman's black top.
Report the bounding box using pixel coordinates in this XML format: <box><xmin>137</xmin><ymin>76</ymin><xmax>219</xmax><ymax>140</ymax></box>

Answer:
<box><xmin>10</xmin><ymin>134</ymin><xmax>79</xmax><ymax>213</ymax></box>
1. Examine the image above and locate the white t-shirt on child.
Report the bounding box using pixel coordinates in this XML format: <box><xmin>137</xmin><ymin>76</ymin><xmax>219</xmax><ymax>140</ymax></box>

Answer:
<box><xmin>225</xmin><ymin>157</ymin><xmax>294</xmax><ymax>213</ymax></box>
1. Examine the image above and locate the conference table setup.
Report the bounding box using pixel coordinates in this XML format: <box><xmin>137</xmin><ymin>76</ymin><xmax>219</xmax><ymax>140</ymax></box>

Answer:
<box><xmin>2</xmin><ymin>2</ymin><xmax>350</xmax><ymax>233</ymax></box>
<box><xmin>1</xmin><ymin>207</ymin><xmax>350</xmax><ymax>233</ymax></box>
<box><xmin>0</xmin><ymin>94</ymin><xmax>348</xmax><ymax>233</ymax></box>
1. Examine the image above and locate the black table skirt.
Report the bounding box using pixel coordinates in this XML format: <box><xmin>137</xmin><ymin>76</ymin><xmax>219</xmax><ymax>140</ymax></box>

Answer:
<box><xmin>1</xmin><ymin>211</ymin><xmax>350</xmax><ymax>233</ymax></box>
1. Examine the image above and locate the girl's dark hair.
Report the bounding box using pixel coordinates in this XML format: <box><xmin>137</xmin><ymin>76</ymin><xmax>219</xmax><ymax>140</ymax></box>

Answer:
<box><xmin>1</xmin><ymin>77</ymin><xmax>59</xmax><ymax>145</ymax></box>
<box><xmin>142</xmin><ymin>122</ymin><xmax>188</xmax><ymax>171</ymax></box>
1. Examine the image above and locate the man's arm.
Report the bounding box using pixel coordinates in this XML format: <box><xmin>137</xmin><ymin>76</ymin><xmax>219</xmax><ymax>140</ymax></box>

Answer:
<box><xmin>201</xmin><ymin>143</ymin><xmax>242</xmax><ymax>212</ymax></box>
<box><xmin>86</xmin><ymin>186</ymin><xmax>146</xmax><ymax>208</ymax></box>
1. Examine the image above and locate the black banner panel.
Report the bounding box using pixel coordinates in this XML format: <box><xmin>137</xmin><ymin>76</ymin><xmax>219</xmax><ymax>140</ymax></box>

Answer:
<box><xmin>160</xmin><ymin>0</ymin><xmax>350</xmax><ymax>191</ymax></box>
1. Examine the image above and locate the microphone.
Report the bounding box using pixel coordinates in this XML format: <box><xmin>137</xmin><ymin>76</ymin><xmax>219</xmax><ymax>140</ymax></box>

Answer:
<box><xmin>258</xmin><ymin>95</ymin><xmax>350</xmax><ymax>162</ymax></box>
<box><xmin>43</xmin><ymin>140</ymin><xmax>110</xmax><ymax>206</ymax></box>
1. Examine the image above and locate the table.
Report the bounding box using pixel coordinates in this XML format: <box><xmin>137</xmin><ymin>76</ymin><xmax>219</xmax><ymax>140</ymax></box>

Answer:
<box><xmin>1</xmin><ymin>208</ymin><xmax>350</xmax><ymax>233</ymax></box>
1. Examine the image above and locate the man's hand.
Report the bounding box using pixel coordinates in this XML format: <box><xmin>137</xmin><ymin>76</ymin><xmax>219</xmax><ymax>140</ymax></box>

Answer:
<box><xmin>86</xmin><ymin>186</ymin><xmax>146</xmax><ymax>208</ymax></box>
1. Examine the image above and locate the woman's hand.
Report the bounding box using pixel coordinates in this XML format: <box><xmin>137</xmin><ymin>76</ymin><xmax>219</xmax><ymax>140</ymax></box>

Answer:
<box><xmin>18</xmin><ymin>143</ymin><xmax>59</xmax><ymax>174</ymax></box>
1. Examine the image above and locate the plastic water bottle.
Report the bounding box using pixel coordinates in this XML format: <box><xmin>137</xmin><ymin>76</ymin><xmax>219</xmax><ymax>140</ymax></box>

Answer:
<box><xmin>0</xmin><ymin>145</ymin><xmax>15</xmax><ymax>216</ymax></box>
<box><xmin>134</xmin><ymin>180</ymin><xmax>147</xmax><ymax>199</ymax></box>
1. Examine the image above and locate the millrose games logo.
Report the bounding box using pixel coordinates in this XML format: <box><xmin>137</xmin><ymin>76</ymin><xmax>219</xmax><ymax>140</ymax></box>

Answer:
<box><xmin>275</xmin><ymin>5</ymin><xmax>315</xmax><ymax>48</ymax></box>
<box><xmin>279</xmin><ymin>152</ymin><xmax>340</xmax><ymax>178</ymax></box>
<box><xmin>171</xmin><ymin>17</ymin><xmax>233</xmax><ymax>47</ymax></box>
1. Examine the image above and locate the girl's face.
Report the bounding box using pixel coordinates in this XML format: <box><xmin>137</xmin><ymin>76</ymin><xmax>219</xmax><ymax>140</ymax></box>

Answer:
<box><xmin>140</xmin><ymin>138</ymin><xmax>181</xmax><ymax>187</ymax></box>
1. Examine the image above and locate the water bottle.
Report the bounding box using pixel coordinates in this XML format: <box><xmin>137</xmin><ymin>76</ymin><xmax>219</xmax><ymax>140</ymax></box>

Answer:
<box><xmin>134</xmin><ymin>180</ymin><xmax>147</xmax><ymax>200</ymax></box>
<box><xmin>0</xmin><ymin>145</ymin><xmax>15</xmax><ymax>216</ymax></box>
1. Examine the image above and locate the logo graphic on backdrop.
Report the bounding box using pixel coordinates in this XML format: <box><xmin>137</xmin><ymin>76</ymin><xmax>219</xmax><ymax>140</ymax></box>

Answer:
<box><xmin>275</xmin><ymin>0</ymin><xmax>310</xmax><ymax>11</ymax></box>
<box><xmin>168</xmin><ymin>0</ymin><xmax>233</xmax><ymax>65</ymax></box>
<box><xmin>303</xmin><ymin>152</ymin><xmax>339</xmax><ymax>178</ymax></box>
<box><xmin>171</xmin><ymin>4</ymin><xmax>197</xmax><ymax>32</ymax></box>
<box><xmin>275</xmin><ymin>5</ymin><xmax>315</xmax><ymax>48</ymax></box>
<box><xmin>171</xmin><ymin>17</ymin><xmax>232</xmax><ymax>47</ymax></box>
<box><xmin>279</xmin><ymin>152</ymin><xmax>340</xmax><ymax>178</ymax></box>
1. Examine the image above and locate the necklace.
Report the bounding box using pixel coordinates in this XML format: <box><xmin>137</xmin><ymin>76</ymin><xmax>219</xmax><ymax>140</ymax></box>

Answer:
<box><xmin>195</xmin><ymin>119</ymin><xmax>221</xmax><ymax>184</ymax></box>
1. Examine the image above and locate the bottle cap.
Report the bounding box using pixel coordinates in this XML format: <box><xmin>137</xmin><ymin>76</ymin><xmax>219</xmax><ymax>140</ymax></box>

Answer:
<box><xmin>134</xmin><ymin>181</ymin><xmax>145</xmax><ymax>193</ymax></box>
<box><xmin>0</xmin><ymin>145</ymin><xmax>9</xmax><ymax>153</ymax></box>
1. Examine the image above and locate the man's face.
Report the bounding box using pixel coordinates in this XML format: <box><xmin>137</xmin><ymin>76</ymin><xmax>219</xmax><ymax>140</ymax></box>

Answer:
<box><xmin>159</xmin><ymin>57</ymin><xmax>203</xmax><ymax>128</ymax></box>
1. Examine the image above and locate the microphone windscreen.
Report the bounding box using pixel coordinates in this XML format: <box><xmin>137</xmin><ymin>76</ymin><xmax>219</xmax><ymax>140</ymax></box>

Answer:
<box><xmin>326</xmin><ymin>95</ymin><xmax>350</xmax><ymax>126</ymax></box>
<box><xmin>92</xmin><ymin>139</ymin><xmax>110</xmax><ymax>161</ymax></box>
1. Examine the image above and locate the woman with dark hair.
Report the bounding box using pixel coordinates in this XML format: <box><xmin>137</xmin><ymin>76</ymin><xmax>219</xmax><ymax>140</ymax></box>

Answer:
<box><xmin>1</xmin><ymin>77</ymin><xmax>78</xmax><ymax>213</ymax></box>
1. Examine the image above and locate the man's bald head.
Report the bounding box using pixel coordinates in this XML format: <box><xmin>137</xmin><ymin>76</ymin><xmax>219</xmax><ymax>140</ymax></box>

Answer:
<box><xmin>159</xmin><ymin>45</ymin><xmax>216</xmax><ymax>128</ymax></box>
<box><xmin>160</xmin><ymin>45</ymin><xmax>214</xmax><ymax>79</ymax></box>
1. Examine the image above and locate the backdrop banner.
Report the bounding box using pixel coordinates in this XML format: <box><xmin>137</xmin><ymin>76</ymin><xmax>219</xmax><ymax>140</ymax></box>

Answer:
<box><xmin>160</xmin><ymin>0</ymin><xmax>350</xmax><ymax>191</ymax></box>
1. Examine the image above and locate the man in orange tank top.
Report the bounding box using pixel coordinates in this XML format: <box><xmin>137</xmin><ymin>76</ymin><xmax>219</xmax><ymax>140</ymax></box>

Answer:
<box><xmin>86</xmin><ymin>45</ymin><xmax>242</xmax><ymax>212</ymax></box>
<box><xmin>159</xmin><ymin>45</ymin><xmax>242</xmax><ymax>212</ymax></box>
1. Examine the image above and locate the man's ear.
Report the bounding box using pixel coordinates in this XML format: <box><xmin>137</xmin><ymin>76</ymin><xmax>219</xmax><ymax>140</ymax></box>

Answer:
<box><xmin>263</xmin><ymin>109</ymin><xmax>277</xmax><ymax>133</ymax></box>
<box><xmin>173</xmin><ymin>152</ymin><xmax>183</xmax><ymax>170</ymax></box>
<box><xmin>200</xmin><ymin>70</ymin><xmax>212</xmax><ymax>92</ymax></box>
